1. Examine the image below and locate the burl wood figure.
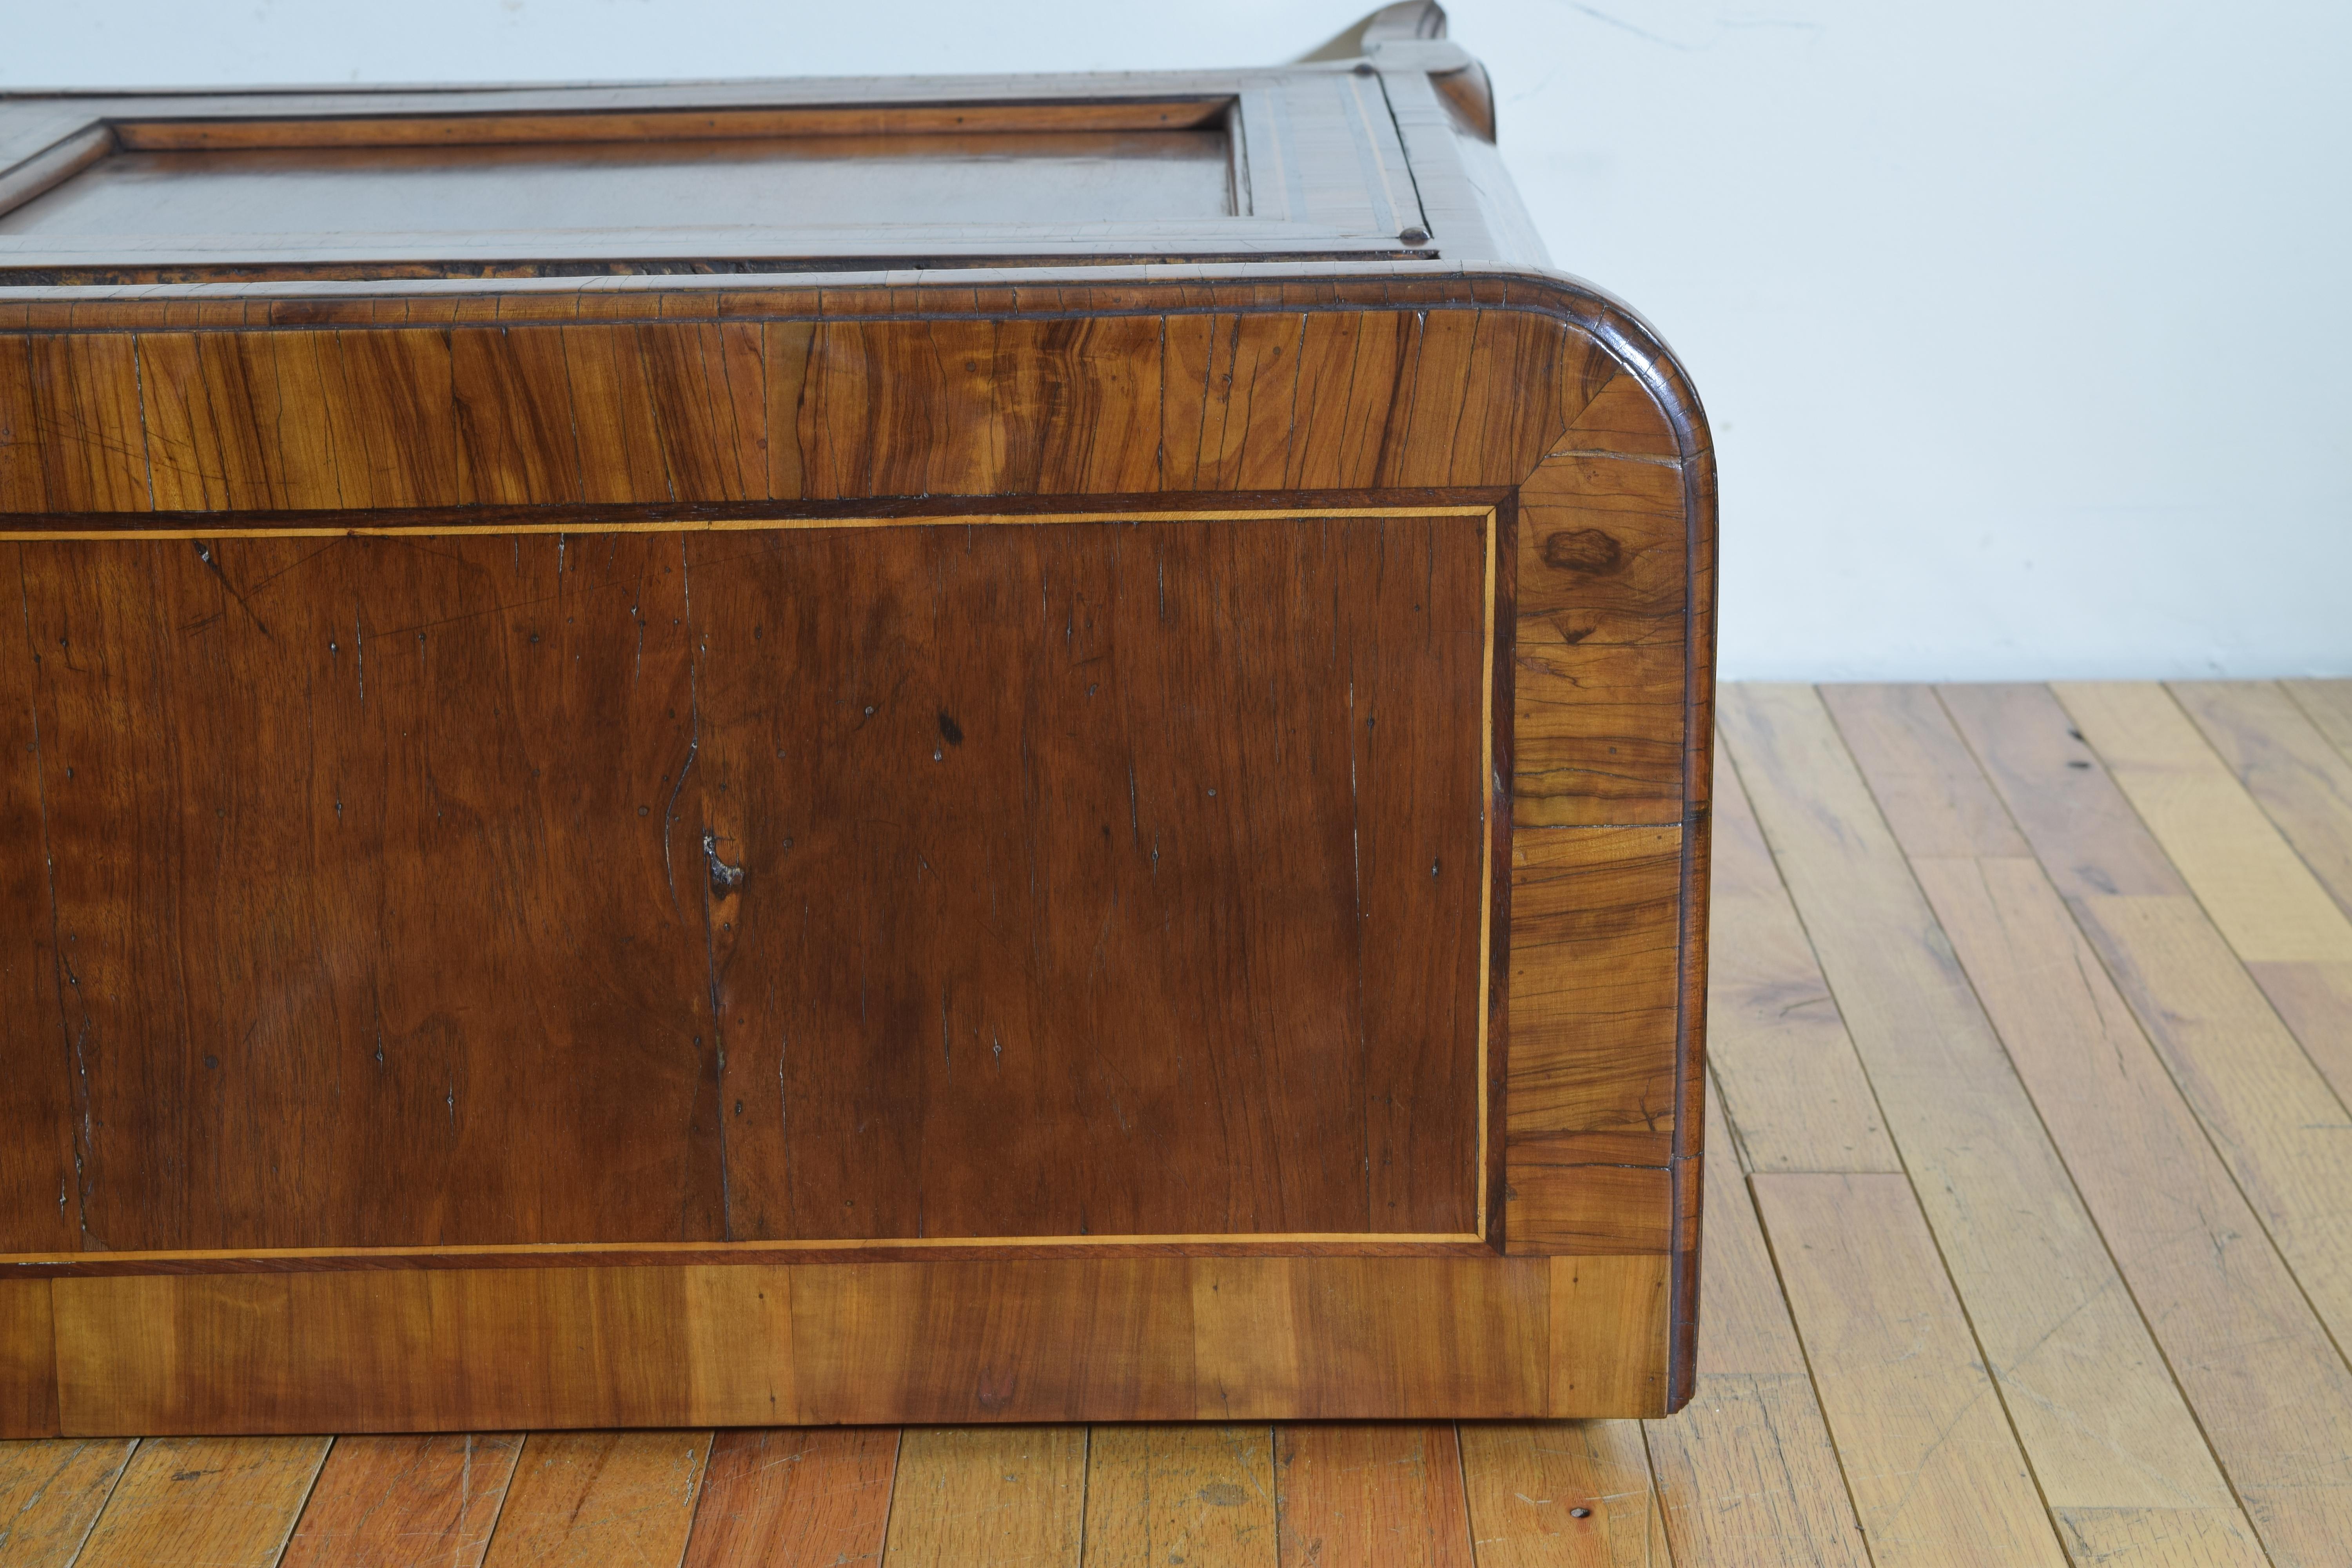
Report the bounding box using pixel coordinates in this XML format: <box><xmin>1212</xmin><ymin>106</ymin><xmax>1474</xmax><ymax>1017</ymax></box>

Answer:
<box><xmin>0</xmin><ymin>1</ymin><xmax>1713</xmax><ymax>1436</ymax></box>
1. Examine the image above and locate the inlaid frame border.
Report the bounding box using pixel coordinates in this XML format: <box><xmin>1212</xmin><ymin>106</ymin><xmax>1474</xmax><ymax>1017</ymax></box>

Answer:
<box><xmin>0</xmin><ymin>499</ymin><xmax>1506</xmax><ymax>1266</ymax></box>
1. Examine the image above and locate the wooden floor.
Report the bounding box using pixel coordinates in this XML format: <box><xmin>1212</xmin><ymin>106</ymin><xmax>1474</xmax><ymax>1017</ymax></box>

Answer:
<box><xmin>5</xmin><ymin>679</ymin><xmax>2350</xmax><ymax>1568</ymax></box>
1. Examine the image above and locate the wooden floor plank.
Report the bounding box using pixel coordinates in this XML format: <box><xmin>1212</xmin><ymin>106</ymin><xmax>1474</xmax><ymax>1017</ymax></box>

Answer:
<box><xmin>1708</xmin><ymin>736</ymin><xmax>1902</xmax><ymax>1174</ymax></box>
<box><xmin>881</xmin><ymin>1426</ymin><xmax>1084</xmax><ymax>1568</ymax></box>
<box><xmin>1724</xmin><ymin>684</ymin><xmax>2256</xmax><ymax>1544</ymax></box>
<box><xmin>1083</xmin><ymin>1425</ymin><xmax>1275</xmax><ymax>1568</ymax></box>
<box><xmin>1944</xmin><ymin>682</ymin><xmax>2352</xmax><ymax>1346</ymax></box>
<box><xmin>480</xmin><ymin>1431</ymin><xmax>709</xmax><ymax>1568</ymax></box>
<box><xmin>0</xmin><ymin>1437</ymin><xmax>136</xmax><ymax>1568</ymax></box>
<box><xmin>71</xmin><ymin>1436</ymin><xmax>328</xmax><ymax>1568</ymax></box>
<box><xmin>682</xmin><ymin>1428</ymin><xmax>898</xmax><ymax>1568</ymax></box>
<box><xmin>1458</xmin><ymin>1421</ymin><xmax>1665</xmax><ymax>1567</ymax></box>
<box><xmin>1933</xmin><ymin>677</ymin><xmax>2327</xmax><ymax>1055</ymax></box>
<box><xmin>279</xmin><ymin>1434</ymin><xmax>522</xmax><ymax>1568</ymax></box>
<box><xmin>2066</xmin><ymin>898</ymin><xmax>2352</xmax><ymax>1324</ymax></box>
<box><xmin>2053</xmin><ymin>1510</ymin><xmax>2295</xmax><ymax>1568</ymax></box>
<box><xmin>2173</xmin><ymin>680</ymin><xmax>2352</xmax><ymax>920</ymax></box>
<box><xmin>2237</xmin><ymin>957</ymin><xmax>2352</xmax><ymax>1103</ymax></box>
<box><xmin>1755</xmin><ymin>1171</ymin><xmax>2069</xmax><ymax>1568</ymax></box>
<box><xmin>2055</xmin><ymin>682</ymin><xmax>2352</xmax><ymax>962</ymax></box>
<box><xmin>1641</xmin><ymin>1074</ymin><xmax>1869</xmax><ymax>1568</ymax></box>
<box><xmin>1918</xmin><ymin>855</ymin><xmax>2329</xmax><ymax>1563</ymax></box>
<box><xmin>1272</xmin><ymin>1424</ymin><xmax>1472</xmax><ymax>1568</ymax></box>
<box><xmin>2281</xmin><ymin>679</ymin><xmax>2352</xmax><ymax>764</ymax></box>
<box><xmin>2163</xmin><ymin>680</ymin><xmax>2352</xmax><ymax>1104</ymax></box>
<box><xmin>1835</xmin><ymin>684</ymin><xmax>2331</xmax><ymax>1559</ymax></box>
<box><xmin>1820</xmin><ymin>680</ymin><xmax>2034</xmax><ymax>860</ymax></box>
<box><xmin>2053</xmin><ymin>681</ymin><xmax>2352</xmax><ymax>1102</ymax></box>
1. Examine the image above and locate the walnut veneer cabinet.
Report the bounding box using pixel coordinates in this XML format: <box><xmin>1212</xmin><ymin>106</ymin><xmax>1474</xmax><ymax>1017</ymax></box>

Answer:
<box><xmin>0</xmin><ymin>2</ymin><xmax>1714</xmax><ymax>1436</ymax></box>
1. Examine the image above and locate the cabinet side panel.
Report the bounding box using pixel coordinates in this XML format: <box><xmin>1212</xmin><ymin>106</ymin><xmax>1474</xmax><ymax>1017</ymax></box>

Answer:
<box><xmin>1501</xmin><ymin>349</ymin><xmax>1706</xmax><ymax>1410</ymax></box>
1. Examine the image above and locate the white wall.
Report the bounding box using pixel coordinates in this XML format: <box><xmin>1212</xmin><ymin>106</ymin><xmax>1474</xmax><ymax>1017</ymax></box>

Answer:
<box><xmin>5</xmin><ymin>0</ymin><xmax>2345</xmax><ymax>679</ymax></box>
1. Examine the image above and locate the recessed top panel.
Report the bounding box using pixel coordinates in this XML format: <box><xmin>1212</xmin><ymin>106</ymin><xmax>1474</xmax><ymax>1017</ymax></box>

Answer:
<box><xmin>0</xmin><ymin>130</ymin><xmax>1237</xmax><ymax>240</ymax></box>
<box><xmin>0</xmin><ymin>77</ymin><xmax>1440</xmax><ymax>280</ymax></box>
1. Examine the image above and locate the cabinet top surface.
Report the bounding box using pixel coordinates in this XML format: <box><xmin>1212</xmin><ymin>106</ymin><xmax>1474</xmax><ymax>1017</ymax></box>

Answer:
<box><xmin>0</xmin><ymin>18</ymin><xmax>1537</xmax><ymax>289</ymax></box>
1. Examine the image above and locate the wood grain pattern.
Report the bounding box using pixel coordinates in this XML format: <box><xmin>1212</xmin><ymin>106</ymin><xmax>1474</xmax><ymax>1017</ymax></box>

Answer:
<box><xmin>1824</xmin><ymin>681</ymin><xmax>2030</xmax><ymax>859</ymax></box>
<box><xmin>280</xmin><ymin>1434</ymin><xmax>523</xmax><ymax>1568</ymax></box>
<box><xmin>2065</xmin><ymin>900</ymin><xmax>2352</xmax><ymax>1338</ymax></box>
<box><xmin>2171</xmin><ymin>680</ymin><xmax>2352</xmax><ymax>920</ymax></box>
<box><xmin>694</xmin><ymin>513</ymin><xmax>1488</xmax><ymax>1242</ymax></box>
<box><xmin>680</xmin><ymin>1427</ymin><xmax>898</xmax><ymax>1568</ymax></box>
<box><xmin>882</xmin><ymin>1426</ymin><xmax>1085</xmax><ymax>1568</ymax></box>
<box><xmin>46</xmin><ymin>1254</ymin><xmax>1580</xmax><ymax>1431</ymax></box>
<box><xmin>788</xmin><ymin>1257</ymin><xmax>1198</xmax><ymax>1425</ymax></box>
<box><xmin>1913</xmin><ymin>857</ymin><xmax>2338</xmax><ymax>1564</ymax></box>
<box><xmin>1504</xmin><ymin>826</ymin><xmax>1681</xmax><ymax>1251</ymax></box>
<box><xmin>1457</xmin><ymin>1421</ymin><xmax>1666</xmax><ymax>1568</ymax></box>
<box><xmin>1552</xmin><ymin>372</ymin><xmax>1680</xmax><ymax>462</ymax></box>
<box><xmin>1949</xmin><ymin>682</ymin><xmax>2352</xmax><ymax>1107</ymax></box>
<box><xmin>1943</xmin><ymin>682</ymin><xmax>2352</xmax><ymax>1345</ymax></box>
<box><xmin>1081</xmin><ymin>1424</ymin><xmax>1275</xmax><ymax>1568</ymax></box>
<box><xmin>1706</xmin><ymin>742</ymin><xmax>1898</xmax><ymax>1174</ymax></box>
<box><xmin>1722</xmin><ymin>685</ymin><xmax>2253</xmax><ymax>1534</ymax></box>
<box><xmin>1640</xmin><ymin>1076</ymin><xmax>1867</xmax><ymax>1568</ymax></box>
<box><xmin>2056</xmin><ymin>681</ymin><xmax>2352</xmax><ymax>964</ymax></box>
<box><xmin>71</xmin><ymin>1436</ymin><xmax>327</xmax><ymax>1568</ymax></box>
<box><xmin>0</xmin><ymin>333</ymin><xmax>42</xmax><ymax>510</ymax></box>
<box><xmin>51</xmin><ymin>1263</ymin><xmax>797</xmax><ymax>1434</ymax></box>
<box><xmin>6</xmin><ymin>513</ymin><xmax>1487</xmax><ymax>1251</ymax></box>
<box><xmin>2285</xmin><ymin>679</ymin><xmax>2352</xmax><ymax>759</ymax></box>
<box><xmin>1546</xmin><ymin>1255</ymin><xmax>1668</xmax><ymax>1418</ymax></box>
<box><xmin>1752</xmin><ymin>1172</ymin><xmax>2070</xmax><ymax>1568</ymax></box>
<box><xmin>24</xmin><ymin>336</ymin><xmax>148</xmax><ymax>514</ymax></box>
<box><xmin>2049</xmin><ymin>1511</ymin><xmax>2283</xmax><ymax>1568</ymax></box>
<box><xmin>1505</xmin><ymin>1165</ymin><xmax>1671</xmax><ymax>1255</ymax></box>
<box><xmin>0</xmin><ymin>1436</ymin><xmax>134</xmax><ymax>1566</ymax></box>
<box><xmin>3</xmin><ymin>300</ymin><xmax>1600</xmax><ymax>512</ymax></box>
<box><xmin>18</xmin><ymin>531</ymin><xmax>722</xmax><ymax>1253</ymax></box>
<box><xmin>1275</xmin><ymin>1424</ymin><xmax>1472</xmax><ymax>1568</ymax></box>
<box><xmin>2244</xmin><ymin>956</ymin><xmax>2352</xmax><ymax>1102</ymax></box>
<box><xmin>1512</xmin><ymin>448</ymin><xmax>1688</xmax><ymax>827</ymax></box>
<box><xmin>479</xmin><ymin>1432</ymin><xmax>708</xmax><ymax>1568</ymax></box>
<box><xmin>1831</xmin><ymin>688</ymin><xmax>2339</xmax><ymax>1562</ymax></box>
<box><xmin>1190</xmin><ymin>1255</ymin><xmax>1553</xmax><ymax>1422</ymax></box>
<box><xmin>0</xmin><ymin>561</ymin><xmax>71</xmax><ymax>1259</ymax></box>
<box><xmin>2058</xmin><ymin>680</ymin><xmax>2352</xmax><ymax>1113</ymax></box>
<box><xmin>0</xmin><ymin>1279</ymin><xmax>58</xmax><ymax>1438</ymax></box>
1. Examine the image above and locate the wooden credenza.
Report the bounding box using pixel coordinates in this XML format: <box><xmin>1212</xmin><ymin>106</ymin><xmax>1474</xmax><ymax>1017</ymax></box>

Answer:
<box><xmin>0</xmin><ymin>2</ymin><xmax>1714</xmax><ymax>1435</ymax></box>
